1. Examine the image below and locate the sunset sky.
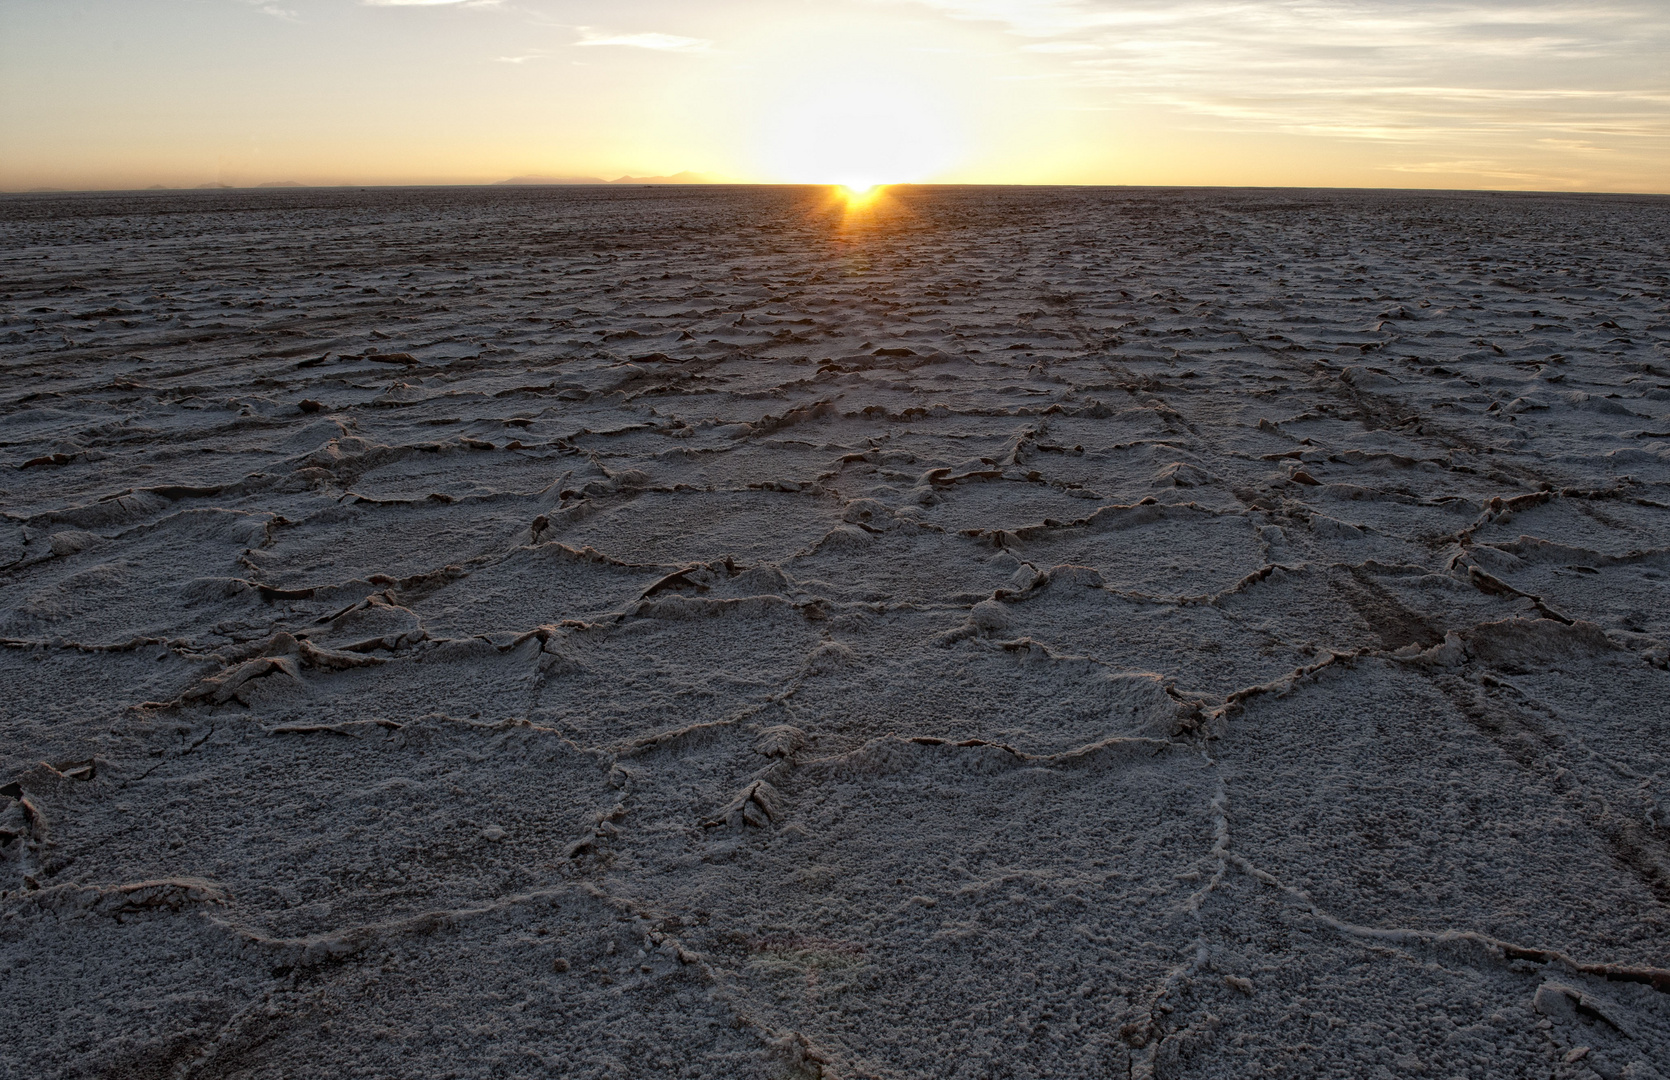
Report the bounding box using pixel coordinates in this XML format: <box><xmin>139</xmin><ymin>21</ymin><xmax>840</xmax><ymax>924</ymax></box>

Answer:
<box><xmin>1</xmin><ymin>0</ymin><xmax>1666</xmax><ymax>192</ymax></box>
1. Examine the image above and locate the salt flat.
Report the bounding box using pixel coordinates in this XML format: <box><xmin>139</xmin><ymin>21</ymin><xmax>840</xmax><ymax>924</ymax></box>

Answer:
<box><xmin>2</xmin><ymin>185</ymin><xmax>1668</xmax><ymax>1079</ymax></box>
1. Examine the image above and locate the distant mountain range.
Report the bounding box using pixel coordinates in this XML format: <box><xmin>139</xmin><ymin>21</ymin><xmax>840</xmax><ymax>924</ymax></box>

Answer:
<box><xmin>612</xmin><ymin>171</ymin><xmax>728</xmax><ymax>185</ymax></box>
<box><xmin>192</xmin><ymin>181</ymin><xmax>304</xmax><ymax>189</ymax></box>
<box><xmin>496</xmin><ymin>175</ymin><xmax>606</xmax><ymax>186</ymax></box>
<box><xmin>496</xmin><ymin>171</ymin><xmax>727</xmax><ymax>186</ymax></box>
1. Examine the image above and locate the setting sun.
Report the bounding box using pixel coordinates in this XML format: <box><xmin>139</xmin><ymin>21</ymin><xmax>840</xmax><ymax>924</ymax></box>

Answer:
<box><xmin>830</xmin><ymin>181</ymin><xmax>889</xmax><ymax>219</ymax></box>
<box><xmin>744</xmin><ymin>26</ymin><xmax>969</xmax><ymax>188</ymax></box>
<box><xmin>756</xmin><ymin>80</ymin><xmax>961</xmax><ymax>186</ymax></box>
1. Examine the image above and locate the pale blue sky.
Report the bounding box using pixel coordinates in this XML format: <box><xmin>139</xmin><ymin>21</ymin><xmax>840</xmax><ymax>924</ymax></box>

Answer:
<box><xmin>2</xmin><ymin>0</ymin><xmax>1666</xmax><ymax>190</ymax></box>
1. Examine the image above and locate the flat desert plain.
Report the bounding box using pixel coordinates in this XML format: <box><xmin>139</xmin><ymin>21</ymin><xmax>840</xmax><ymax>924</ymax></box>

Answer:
<box><xmin>2</xmin><ymin>185</ymin><xmax>1669</xmax><ymax>1079</ymax></box>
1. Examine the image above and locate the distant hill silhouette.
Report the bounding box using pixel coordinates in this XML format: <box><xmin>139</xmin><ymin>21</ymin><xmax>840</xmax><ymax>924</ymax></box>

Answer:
<box><xmin>496</xmin><ymin>175</ymin><xmax>608</xmax><ymax>186</ymax></box>
<box><xmin>194</xmin><ymin>182</ymin><xmax>233</xmax><ymax>189</ymax></box>
<box><xmin>496</xmin><ymin>171</ymin><xmax>728</xmax><ymax>186</ymax></box>
<box><xmin>610</xmin><ymin>171</ymin><xmax>726</xmax><ymax>184</ymax></box>
<box><xmin>258</xmin><ymin>181</ymin><xmax>305</xmax><ymax>188</ymax></box>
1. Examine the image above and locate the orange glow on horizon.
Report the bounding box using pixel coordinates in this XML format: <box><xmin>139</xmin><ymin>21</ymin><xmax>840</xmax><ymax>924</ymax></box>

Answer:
<box><xmin>825</xmin><ymin>182</ymin><xmax>906</xmax><ymax>234</ymax></box>
<box><xmin>838</xmin><ymin>182</ymin><xmax>882</xmax><ymax>205</ymax></box>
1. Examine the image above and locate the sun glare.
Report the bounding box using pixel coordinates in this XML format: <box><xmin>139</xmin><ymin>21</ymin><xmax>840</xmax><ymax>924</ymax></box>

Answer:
<box><xmin>753</xmin><ymin>72</ymin><xmax>963</xmax><ymax>187</ymax></box>
<box><xmin>831</xmin><ymin>181</ymin><xmax>888</xmax><ymax>217</ymax></box>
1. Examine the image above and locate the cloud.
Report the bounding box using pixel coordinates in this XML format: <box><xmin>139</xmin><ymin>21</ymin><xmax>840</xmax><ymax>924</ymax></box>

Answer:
<box><xmin>574</xmin><ymin>29</ymin><xmax>711</xmax><ymax>52</ymax></box>
<box><xmin>882</xmin><ymin>0</ymin><xmax>1670</xmax><ymax>156</ymax></box>
<box><xmin>1020</xmin><ymin>41</ymin><xmax>1101</xmax><ymax>53</ymax></box>
<box><xmin>1383</xmin><ymin>159</ymin><xmax>1550</xmax><ymax>182</ymax></box>
<box><xmin>362</xmin><ymin>0</ymin><xmax>498</xmax><ymax>7</ymax></box>
<box><xmin>238</xmin><ymin>0</ymin><xmax>298</xmax><ymax>20</ymax></box>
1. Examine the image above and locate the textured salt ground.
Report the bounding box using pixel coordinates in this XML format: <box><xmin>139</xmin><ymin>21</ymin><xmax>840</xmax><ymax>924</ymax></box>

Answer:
<box><xmin>2</xmin><ymin>186</ymin><xmax>1669</xmax><ymax>1080</ymax></box>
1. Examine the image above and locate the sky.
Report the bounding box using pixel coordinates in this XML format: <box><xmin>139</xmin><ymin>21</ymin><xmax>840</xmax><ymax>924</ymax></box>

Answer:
<box><xmin>1</xmin><ymin>0</ymin><xmax>1666</xmax><ymax>192</ymax></box>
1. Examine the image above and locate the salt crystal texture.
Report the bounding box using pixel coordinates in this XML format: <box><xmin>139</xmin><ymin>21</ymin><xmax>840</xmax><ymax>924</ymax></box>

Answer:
<box><xmin>2</xmin><ymin>186</ymin><xmax>1669</xmax><ymax>1078</ymax></box>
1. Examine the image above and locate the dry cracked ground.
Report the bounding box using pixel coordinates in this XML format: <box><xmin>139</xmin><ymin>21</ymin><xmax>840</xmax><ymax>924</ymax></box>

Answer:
<box><xmin>2</xmin><ymin>185</ymin><xmax>1669</xmax><ymax>1080</ymax></box>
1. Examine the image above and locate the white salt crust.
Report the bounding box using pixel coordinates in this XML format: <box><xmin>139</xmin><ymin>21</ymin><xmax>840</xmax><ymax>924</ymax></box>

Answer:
<box><xmin>1</xmin><ymin>186</ymin><xmax>1668</xmax><ymax>1079</ymax></box>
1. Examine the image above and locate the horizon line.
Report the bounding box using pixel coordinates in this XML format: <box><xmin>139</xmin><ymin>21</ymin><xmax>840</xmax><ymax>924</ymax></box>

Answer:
<box><xmin>5</xmin><ymin>182</ymin><xmax>1670</xmax><ymax>199</ymax></box>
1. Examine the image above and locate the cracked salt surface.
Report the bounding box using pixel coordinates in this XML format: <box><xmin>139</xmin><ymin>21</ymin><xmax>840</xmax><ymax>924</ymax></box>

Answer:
<box><xmin>1</xmin><ymin>185</ymin><xmax>1668</xmax><ymax>1078</ymax></box>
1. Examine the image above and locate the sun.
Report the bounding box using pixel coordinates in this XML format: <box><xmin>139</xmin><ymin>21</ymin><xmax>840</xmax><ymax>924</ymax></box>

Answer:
<box><xmin>830</xmin><ymin>181</ymin><xmax>893</xmax><ymax>219</ymax></box>
<box><xmin>753</xmin><ymin>75</ymin><xmax>962</xmax><ymax>187</ymax></box>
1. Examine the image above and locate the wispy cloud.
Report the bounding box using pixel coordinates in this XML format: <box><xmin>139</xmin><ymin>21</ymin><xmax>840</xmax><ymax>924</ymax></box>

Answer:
<box><xmin>1383</xmin><ymin>159</ymin><xmax>1551</xmax><ymax>182</ymax></box>
<box><xmin>573</xmin><ymin>29</ymin><xmax>711</xmax><ymax>52</ymax></box>
<box><xmin>887</xmin><ymin>0</ymin><xmax>1670</xmax><ymax>153</ymax></box>
<box><xmin>238</xmin><ymin>0</ymin><xmax>298</xmax><ymax>21</ymax></box>
<box><xmin>1021</xmin><ymin>41</ymin><xmax>1101</xmax><ymax>54</ymax></box>
<box><xmin>362</xmin><ymin>0</ymin><xmax>500</xmax><ymax>7</ymax></box>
